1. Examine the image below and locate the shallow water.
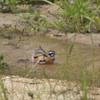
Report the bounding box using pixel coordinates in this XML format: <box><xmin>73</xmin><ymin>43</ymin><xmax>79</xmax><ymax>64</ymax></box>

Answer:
<box><xmin>0</xmin><ymin>35</ymin><xmax>100</xmax><ymax>86</ymax></box>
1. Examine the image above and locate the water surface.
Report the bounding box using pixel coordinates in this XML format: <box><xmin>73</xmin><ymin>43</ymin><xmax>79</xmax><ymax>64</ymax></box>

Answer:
<box><xmin>0</xmin><ymin>35</ymin><xmax>100</xmax><ymax>86</ymax></box>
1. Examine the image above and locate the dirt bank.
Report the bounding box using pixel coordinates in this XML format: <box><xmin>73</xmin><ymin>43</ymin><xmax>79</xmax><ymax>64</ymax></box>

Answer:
<box><xmin>0</xmin><ymin>4</ymin><xmax>100</xmax><ymax>100</ymax></box>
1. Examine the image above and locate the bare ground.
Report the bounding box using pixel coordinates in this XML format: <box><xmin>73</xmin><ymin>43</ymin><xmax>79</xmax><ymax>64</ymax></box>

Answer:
<box><xmin>0</xmin><ymin>4</ymin><xmax>100</xmax><ymax>100</ymax></box>
<box><xmin>0</xmin><ymin>76</ymin><xmax>100</xmax><ymax>100</ymax></box>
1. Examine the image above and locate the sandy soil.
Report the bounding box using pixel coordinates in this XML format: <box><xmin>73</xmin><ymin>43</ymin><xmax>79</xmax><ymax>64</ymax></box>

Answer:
<box><xmin>0</xmin><ymin>5</ymin><xmax>100</xmax><ymax>47</ymax></box>
<box><xmin>0</xmin><ymin>4</ymin><xmax>100</xmax><ymax>100</ymax></box>
<box><xmin>0</xmin><ymin>76</ymin><xmax>100</xmax><ymax>100</ymax></box>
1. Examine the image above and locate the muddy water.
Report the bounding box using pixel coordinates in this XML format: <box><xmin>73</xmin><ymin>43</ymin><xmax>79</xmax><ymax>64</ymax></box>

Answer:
<box><xmin>0</xmin><ymin>35</ymin><xmax>100</xmax><ymax>86</ymax></box>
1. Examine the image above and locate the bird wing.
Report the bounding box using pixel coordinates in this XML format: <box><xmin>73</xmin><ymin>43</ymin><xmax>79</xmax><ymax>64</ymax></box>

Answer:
<box><xmin>34</xmin><ymin>46</ymin><xmax>47</xmax><ymax>56</ymax></box>
<box><xmin>31</xmin><ymin>46</ymin><xmax>47</xmax><ymax>63</ymax></box>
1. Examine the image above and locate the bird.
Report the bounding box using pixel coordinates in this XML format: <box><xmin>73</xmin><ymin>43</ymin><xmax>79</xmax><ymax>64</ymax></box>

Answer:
<box><xmin>31</xmin><ymin>46</ymin><xmax>55</xmax><ymax>64</ymax></box>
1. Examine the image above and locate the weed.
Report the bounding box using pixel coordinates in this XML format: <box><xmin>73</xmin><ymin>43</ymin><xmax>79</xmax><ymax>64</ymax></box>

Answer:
<box><xmin>0</xmin><ymin>55</ymin><xmax>9</xmax><ymax>78</ymax></box>
<box><xmin>43</xmin><ymin>0</ymin><xmax>100</xmax><ymax>33</ymax></box>
<box><xmin>0</xmin><ymin>1</ymin><xmax>100</xmax><ymax>100</ymax></box>
<box><xmin>0</xmin><ymin>0</ymin><xmax>20</xmax><ymax>13</ymax></box>
<box><xmin>94</xmin><ymin>17</ymin><xmax>100</xmax><ymax>32</ymax></box>
<box><xmin>0</xmin><ymin>78</ymin><xmax>8</xmax><ymax>100</ymax></box>
<box><xmin>19</xmin><ymin>11</ymin><xmax>51</xmax><ymax>35</ymax></box>
<box><xmin>0</xmin><ymin>55</ymin><xmax>9</xmax><ymax>70</ymax></box>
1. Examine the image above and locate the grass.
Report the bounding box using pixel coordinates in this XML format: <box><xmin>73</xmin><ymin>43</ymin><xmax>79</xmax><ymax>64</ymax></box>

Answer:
<box><xmin>0</xmin><ymin>32</ymin><xmax>100</xmax><ymax>99</ymax></box>
<box><xmin>43</xmin><ymin>0</ymin><xmax>100</xmax><ymax>33</ymax></box>
<box><xmin>1</xmin><ymin>34</ymin><xmax>100</xmax><ymax>99</ymax></box>
<box><xmin>0</xmin><ymin>0</ymin><xmax>100</xmax><ymax>100</ymax></box>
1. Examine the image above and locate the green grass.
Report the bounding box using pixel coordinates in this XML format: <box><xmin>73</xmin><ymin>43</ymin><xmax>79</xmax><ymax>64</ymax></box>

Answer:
<box><xmin>43</xmin><ymin>0</ymin><xmax>100</xmax><ymax>33</ymax></box>
<box><xmin>0</xmin><ymin>0</ymin><xmax>100</xmax><ymax>100</ymax></box>
<box><xmin>0</xmin><ymin>38</ymin><xmax>100</xmax><ymax>100</ymax></box>
<box><xmin>0</xmin><ymin>27</ymin><xmax>100</xmax><ymax>100</ymax></box>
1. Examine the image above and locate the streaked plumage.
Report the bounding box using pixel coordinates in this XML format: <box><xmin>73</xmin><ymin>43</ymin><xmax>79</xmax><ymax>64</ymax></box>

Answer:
<box><xmin>31</xmin><ymin>46</ymin><xmax>55</xmax><ymax>64</ymax></box>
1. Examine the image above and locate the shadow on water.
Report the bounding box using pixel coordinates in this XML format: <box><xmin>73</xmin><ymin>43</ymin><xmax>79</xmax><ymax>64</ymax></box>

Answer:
<box><xmin>0</xmin><ymin>35</ymin><xmax>100</xmax><ymax>86</ymax></box>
